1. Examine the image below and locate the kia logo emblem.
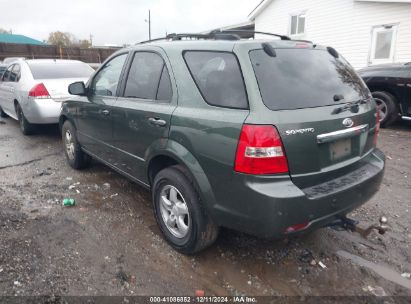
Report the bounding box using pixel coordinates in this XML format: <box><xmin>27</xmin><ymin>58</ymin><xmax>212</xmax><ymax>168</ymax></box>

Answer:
<box><xmin>342</xmin><ymin>118</ymin><xmax>354</xmax><ymax>128</ymax></box>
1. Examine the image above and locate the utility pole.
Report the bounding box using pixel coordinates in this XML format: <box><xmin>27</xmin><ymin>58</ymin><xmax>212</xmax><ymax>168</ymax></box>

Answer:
<box><xmin>89</xmin><ymin>34</ymin><xmax>93</xmax><ymax>47</ymax></box>
<box><xmin>148</xmin><ymin>10</ymin><xmax>151</xmax><ymax>40</ymax></box>
<box><xmin>144</xmin><ymin>10</ymin><xmax>152</xmax><ymax>40</ymax></box>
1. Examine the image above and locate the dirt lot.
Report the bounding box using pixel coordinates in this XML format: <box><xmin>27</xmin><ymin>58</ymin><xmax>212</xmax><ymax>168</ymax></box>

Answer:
<box><xmin>0</xmin><ymin>117</ymin><xmax>410</xmax><ymax>297</ymax></box>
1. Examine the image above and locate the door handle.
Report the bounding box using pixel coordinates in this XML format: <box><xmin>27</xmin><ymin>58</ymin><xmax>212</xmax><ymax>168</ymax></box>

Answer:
<box><xmin>148</xmin><ymin>117</ymin><xmax>167</xmax><ymax>127</ymax></box>
<box><xmin>101</xmin><ymin>109</ymin><xmax>110</xmax><ymax>116</ymax></box>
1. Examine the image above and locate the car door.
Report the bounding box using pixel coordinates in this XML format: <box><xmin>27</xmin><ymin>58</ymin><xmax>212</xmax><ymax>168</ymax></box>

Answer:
<box><xmin>110</xmin><ymin>49</ymin><xmax>176</xmax><ymax>184</ymax></box>
<box><xmin>75</xmin><ymin>52</ymin><xmax>129</xmax><ymax>161</ymax></box>
<box><xmin>0</xmin><ymin>64</ymin><xmax>15</xmax><ymax>115</ymax></box>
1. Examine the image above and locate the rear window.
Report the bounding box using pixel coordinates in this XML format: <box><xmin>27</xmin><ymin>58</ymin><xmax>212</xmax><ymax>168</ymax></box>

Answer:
<box><xmin>184</xmin><ymin>51</ymin><xmax>248</xmax><ymax>109</ymax></box>
<box><xmin>29</xmin><ymin>62</ymin><xmax>94</xmax><ymax>79</ymax></box>
<box><xmin>249</xmin><ymin>48</ymin><xmax>366</xmax><ymax>111</ymax></box>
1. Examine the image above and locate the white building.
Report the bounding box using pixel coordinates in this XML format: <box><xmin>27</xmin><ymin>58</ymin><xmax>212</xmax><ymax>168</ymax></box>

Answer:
<box><xmin>249</xmin><ymin>0</ymin><xmax>411</xmax><ymax>69</ymax></box>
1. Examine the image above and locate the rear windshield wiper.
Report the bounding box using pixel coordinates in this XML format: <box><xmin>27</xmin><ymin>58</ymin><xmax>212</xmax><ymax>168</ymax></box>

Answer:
<box><xmin>332</xmin><ymin>99</ymin><xmax>367</xmax><ymax>115</ymax></box>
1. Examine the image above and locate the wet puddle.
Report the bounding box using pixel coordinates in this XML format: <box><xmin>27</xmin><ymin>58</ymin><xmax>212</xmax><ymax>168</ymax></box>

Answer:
<box><xmin>337</xmin><ymin>250</ymin><xmax>411</xmax><ymax>290</ymax></box>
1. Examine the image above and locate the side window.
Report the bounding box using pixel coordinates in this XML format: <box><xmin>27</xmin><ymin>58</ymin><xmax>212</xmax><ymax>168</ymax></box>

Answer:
<box><xmin>10</xmin><ymin>64</ymin><xmax>21</xmax><ymax>82</ymax></box>
<box><xmin>124</xmin><ymin>52</ymin><xmax>172</xmax><ymax>101</ymax></box>
<box><xmin>90</xmin><ymin>53</ymin><xmax>128</xmax><ymax>97</ymax></box>
<box><xmin>2</xmin><ymin>65</ymin><xmax>14</xmax><ymax>82</ymax></box>
<box><xmin>184</xmin><ymin>51</ymin><xmax>248</xmax><ymax>109</ymax></box>
<box><xmin>156</xmin><ymin>65</ymin><xmax>172</xmax><ymax>101</ymax></box>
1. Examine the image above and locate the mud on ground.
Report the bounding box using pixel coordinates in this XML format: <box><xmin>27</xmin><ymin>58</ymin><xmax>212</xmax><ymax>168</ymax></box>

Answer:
<box><xmin>0</xmin><ymin>118</ymin><xmax>410</xmax><ymax>296</ymax></box>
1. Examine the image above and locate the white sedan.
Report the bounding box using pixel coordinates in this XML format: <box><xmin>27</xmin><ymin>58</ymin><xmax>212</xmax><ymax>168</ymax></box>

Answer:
<box><xmin>0</xmin><ymin>59</ymin><xmax>94</xmax><ymax>135</ymax></box>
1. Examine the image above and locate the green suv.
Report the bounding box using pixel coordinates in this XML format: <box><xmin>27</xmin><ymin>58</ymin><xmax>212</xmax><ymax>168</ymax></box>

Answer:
<box><xmin>60</xmin><ymin>32</ymin><xmax>385</xmax><ymax>254</ymax></box>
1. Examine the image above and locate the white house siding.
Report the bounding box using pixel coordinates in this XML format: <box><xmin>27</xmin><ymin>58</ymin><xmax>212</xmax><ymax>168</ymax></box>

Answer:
<box><xmin>252</xmin><ymin>0</ymin><xmax>411</xmax><ymax>69</ymax></box>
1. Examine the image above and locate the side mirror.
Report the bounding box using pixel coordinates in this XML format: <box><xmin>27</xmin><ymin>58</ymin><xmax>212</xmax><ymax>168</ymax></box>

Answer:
<box><xmin>68</xmin><ymin>81</ymin><xmax>87</xmax><ymax>96</ymax></box>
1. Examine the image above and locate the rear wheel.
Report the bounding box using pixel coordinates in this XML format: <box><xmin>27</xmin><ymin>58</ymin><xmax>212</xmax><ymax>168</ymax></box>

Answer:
<box><xmin>372</xmin><ymin>91</ymin><xmax>399</xmax><ymax>127</ymax></box>
<box><xmin>152</xmin><ymin>165</ymin><xmax>219</xmax><ymax>254</ymax></box>
<box><xmin>62</xmin><ymin>120</ymin><xmax>91</xmax><ymax>169</ymax></box>
<box><xmin>15</xmin><ymin>103</ymin><xmax>36</xmax><ymax>135</ymax></box>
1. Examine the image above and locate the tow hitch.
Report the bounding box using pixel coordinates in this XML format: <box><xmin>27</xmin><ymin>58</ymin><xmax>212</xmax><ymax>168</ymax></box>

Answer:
<box><xmin>327</xmin><ymin>216</ymin><xmax>388</xmax><ymax>238</ymax></box>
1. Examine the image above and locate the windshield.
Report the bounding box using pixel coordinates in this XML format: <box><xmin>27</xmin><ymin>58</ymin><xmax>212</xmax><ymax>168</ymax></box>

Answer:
<box><xmin>28</xmin><ymin>62</ymin><xmax>94</xmax><ymax>79</ymax></box>
<box><xmin>249</xmin><ymin>48</ymin><xmax>366</xmax><ymax>111</ymax></box>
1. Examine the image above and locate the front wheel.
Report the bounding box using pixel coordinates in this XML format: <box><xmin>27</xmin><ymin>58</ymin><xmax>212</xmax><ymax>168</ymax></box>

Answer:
<box><xmin>62</xmin><ymin>120</ymin><xmax>91</xmax><ymax>169</ymax></box>
<box><xmin>152</xmin><ymin>165</ymin><xmax>219</xmax><ymax>254</ymax></box>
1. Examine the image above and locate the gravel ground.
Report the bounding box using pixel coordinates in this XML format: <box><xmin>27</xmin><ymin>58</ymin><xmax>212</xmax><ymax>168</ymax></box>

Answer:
<box><xmin>0</xmin><ymin>117</ymin><xmax>410</xmax><ymax>297</ymax></box>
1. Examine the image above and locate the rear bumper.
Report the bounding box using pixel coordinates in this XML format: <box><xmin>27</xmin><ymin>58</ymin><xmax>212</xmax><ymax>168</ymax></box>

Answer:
<box><xmin>211</xmin><ymin>148</ymin><xmax>385</xmax><ymax>238</ymax></box>
<box><xmin>23</xmin><ymin>98</ymin><xmax>62</xmax><ymax>124</ymax></box>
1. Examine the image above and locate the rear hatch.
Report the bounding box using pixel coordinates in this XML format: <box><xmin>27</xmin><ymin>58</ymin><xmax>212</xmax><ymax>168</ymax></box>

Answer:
<box><xmin>247</xmin><ymin>45</ymin><xmax>378</xmax><ymax>189</ymax></box>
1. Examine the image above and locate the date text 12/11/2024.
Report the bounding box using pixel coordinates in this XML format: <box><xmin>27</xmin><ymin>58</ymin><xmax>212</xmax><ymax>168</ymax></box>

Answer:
<box><xmin>149</xmin><ymin>296</ymin><xmax>257</xmax><ymax>303</ymax></box>
<box><xmin>195</xmin><ymin>297</ymin><xmax>256</xmax><ymax>303</ymax></box>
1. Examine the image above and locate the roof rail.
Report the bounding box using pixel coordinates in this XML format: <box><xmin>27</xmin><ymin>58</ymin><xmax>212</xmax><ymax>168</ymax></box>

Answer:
<box><xmin>138</xmin><ymin>37</ymin><xmax>169</xmax><ymax>45</ymax></box>
<box><xmin>137</xmin><ymin>30</ymin><xmax>291</xmax><ymax>45</ymax></box>
<box><xmin>138</xmin><ymin>32</ymin><xmax>241</xmax><ymax>44</ymax></box>
<box><xmin>167</xmin><ymin>33</ymin><xmax>213</xmax><ymax>40</ymax></box>
<box><xmin>210</xmin><ymin>29</ymin><xmax>291</xmax><ymax>40</ymax></box>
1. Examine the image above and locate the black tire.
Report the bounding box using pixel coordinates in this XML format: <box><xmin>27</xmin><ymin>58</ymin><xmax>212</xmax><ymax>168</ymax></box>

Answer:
<box><xmin>152</xmin><ymin>165</ymin><xmax>219</xmax><ymax>254</ymax></box>
<box><xmin>372</xmin><ymin>91</ymin><xmax>399</xmax><ymax>127</ymax></box>
<box><xmin>0</xmin><ymin>106</ymin><xmax>8</xmax><ymax>118</ymax></box>
<box><xmin>61</xmin><ymin>120</ymin><xmax>91</xmax><ymax>170</ymax></box>
<box><xmin>15</xmin><ymin>103</ymin><xmax>36</xmax><ymax>135</ymax></box>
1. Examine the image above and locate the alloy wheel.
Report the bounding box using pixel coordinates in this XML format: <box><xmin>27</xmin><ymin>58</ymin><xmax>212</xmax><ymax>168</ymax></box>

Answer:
<box><xmin>159</xmin><ymin>185</ymin><xmax>191</xmax><ymax>239</ymax></box>
<box><xmin>64</xmin><ymin>130</ymin><xmax>75</xmax><ymax>161</ymax></box>
<box><xmin>374</xmin><ymin>97</ymin><xmax>387</xmax><ymax>122</ymax></box>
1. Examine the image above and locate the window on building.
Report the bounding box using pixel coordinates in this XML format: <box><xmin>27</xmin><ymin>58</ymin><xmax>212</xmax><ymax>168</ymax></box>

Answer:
<box><xmin>370</xmin><ymin>25</ymin><xmax>398</xmax><ymax>65</ymax></box>
<box><xmin>290</xmin><ymin>13</ymin><xmax>305</xmax><ymax>36</ymax></box>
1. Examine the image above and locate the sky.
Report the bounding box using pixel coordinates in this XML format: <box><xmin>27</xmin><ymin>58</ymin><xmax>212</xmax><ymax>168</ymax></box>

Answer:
<box><xmin>0</xmin><ymin>0</ymin><xmax>261</xmax><ymax>46</ymax></box>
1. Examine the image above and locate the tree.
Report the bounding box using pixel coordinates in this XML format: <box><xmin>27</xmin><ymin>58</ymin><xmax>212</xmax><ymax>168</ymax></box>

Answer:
<box><xmin>0</xmin><ymin>28</ymin><xmax>11</xmax><ymax>34</ymax></box>
<box><xmin>78</xmin><ymin>39</ymin><xmax>91</xmax><ymax>48</ymax></box>
<box><xmin>48</xmin><ymin>31</ymin><xmax>74</xmax><ymax>47</ymax></box>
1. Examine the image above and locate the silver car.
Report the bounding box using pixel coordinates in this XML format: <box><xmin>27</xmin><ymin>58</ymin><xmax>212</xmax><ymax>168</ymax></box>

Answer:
<box><xmin>0</xmin><ymin>59</ymin><xmax>94</xmax><ymax>135</ymax></box>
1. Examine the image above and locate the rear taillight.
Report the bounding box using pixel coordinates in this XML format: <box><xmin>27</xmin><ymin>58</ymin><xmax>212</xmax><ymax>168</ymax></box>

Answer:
<box><xmin>373</xmin><ymin>110</ymin><xmax>380</xmax><ymax>146</ymax></box>
<box><xmin>29</xmin><ymin>83</ymin><xmax>50</xmax><ymax>98</ymax></box>
<box><xmin>234</xmin><ymin>124</ymin><xmax>289</xmax><ymax>175</ymax></box>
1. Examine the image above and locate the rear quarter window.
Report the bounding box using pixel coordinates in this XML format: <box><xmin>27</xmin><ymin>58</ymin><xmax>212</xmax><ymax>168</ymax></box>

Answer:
<box><xmin>183</xmin><ymin>51</ymin><xmax>248</xmax><ymax>109</ymax></box>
